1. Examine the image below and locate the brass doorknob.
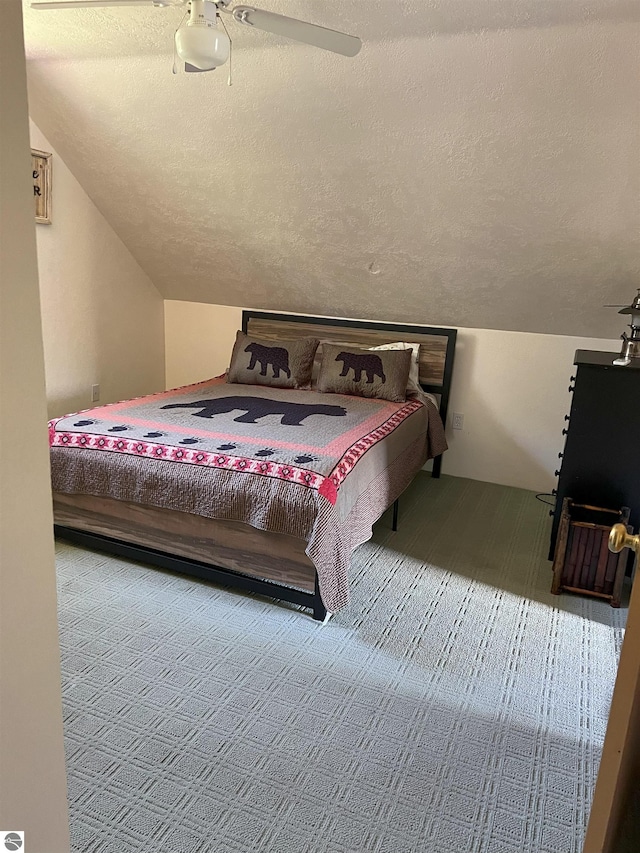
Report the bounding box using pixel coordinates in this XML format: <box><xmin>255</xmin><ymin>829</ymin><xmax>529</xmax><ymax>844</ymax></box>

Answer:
<box><xmin>609</xmin><ymin>523</ymin><xmax>640</xmax><ymax>556</ymax></box>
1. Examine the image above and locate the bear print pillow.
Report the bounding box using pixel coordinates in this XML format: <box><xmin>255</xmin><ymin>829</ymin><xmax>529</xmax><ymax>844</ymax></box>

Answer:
<box><xmin>369</xmin><ymin>341</ymin><xmax>422</xmax><ymax>397</ymax></box>
<box><xmin>227</xmin><ymin>331</ymin><xmax>320</xmax><ymax>389</ymax></box>
<box><xmin>316</xmin><ymin>343</ymin><xmax>412</xmax><ymax>402</ymax></box>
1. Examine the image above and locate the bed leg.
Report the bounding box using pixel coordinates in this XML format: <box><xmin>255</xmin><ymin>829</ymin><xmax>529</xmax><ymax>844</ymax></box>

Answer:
<box><xmin>392</xmin><ymin>498</ymin><xmax>399</xmax><ymax>532</ymax></box>
<box><xmin>312</xmin><ymin>573</ymin><xmax>328</xmax><ymax>622</ymax></box>
<box><xmin>432</xmin><ymin>455</ymin><xmax>442</xmax><ymax>479</ymax></box>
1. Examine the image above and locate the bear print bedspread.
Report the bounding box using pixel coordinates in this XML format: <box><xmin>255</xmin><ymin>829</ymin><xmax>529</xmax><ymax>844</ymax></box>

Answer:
<box><xmin>49</xmin><ymin>378</ymin><xmax>447</xmax><ymax>611</ymax></box>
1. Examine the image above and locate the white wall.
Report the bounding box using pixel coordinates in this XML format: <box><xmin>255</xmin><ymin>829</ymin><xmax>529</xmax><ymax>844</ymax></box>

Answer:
<box><xmin>443</xmin><ymin>327</ymin><xmax>618</xmax><ymax>491</ymax></box>
<box><xmin>0</xmin><ymin>2</ymin><xmax>70</xmax><ymax>849</ymax></box>
<box><xmin>165</xmin><ymin>301</ymin><xmax>241</xmax><ymax>390</ymax></box>
<box><xmin>164</xmin><ymin>300</ymin><xmax>618</xmax><ymax>493</ymax></box>
<box><xmin>30</xmin><ymin>121</ymin><xmax>165</xmax><ymax>419</ymax></box>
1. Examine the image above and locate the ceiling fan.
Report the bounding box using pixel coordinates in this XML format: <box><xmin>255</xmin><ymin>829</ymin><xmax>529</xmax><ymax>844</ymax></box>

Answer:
<box><xmin>31</xmin><ymin>0</ymin><xmax>362</xmax><ymax>73</ymax></box>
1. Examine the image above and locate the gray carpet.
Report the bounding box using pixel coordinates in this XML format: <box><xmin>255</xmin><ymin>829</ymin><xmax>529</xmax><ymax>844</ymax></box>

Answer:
<box><xmin>56</xmin><ymin>474</ymin><xmax>628</xmax><ymax>853</ymax></box>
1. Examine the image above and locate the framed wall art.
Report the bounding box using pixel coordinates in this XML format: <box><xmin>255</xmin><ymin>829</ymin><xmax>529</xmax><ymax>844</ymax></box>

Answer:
<box><xmin>31</xmin><ymin>148</ymin><xmax>52</xmax><ymax>224</ymax></box>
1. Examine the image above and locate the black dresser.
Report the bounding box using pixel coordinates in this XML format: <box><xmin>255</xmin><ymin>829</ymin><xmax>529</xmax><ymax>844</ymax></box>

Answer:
<box><xmin>549</xmin><ymin>350</ymin><xmax>640</xmax><ymax>561</ymax></box>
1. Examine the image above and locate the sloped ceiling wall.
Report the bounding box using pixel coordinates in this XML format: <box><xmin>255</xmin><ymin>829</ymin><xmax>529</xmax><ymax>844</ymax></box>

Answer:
<box><xmin>22</xmin><ymin>0</ymin><xmax>640</xmax><ymax>338</ymax></box>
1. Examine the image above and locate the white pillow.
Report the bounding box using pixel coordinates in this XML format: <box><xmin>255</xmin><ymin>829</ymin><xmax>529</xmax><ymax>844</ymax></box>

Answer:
<box><xmin>369</xmin><ymin>341</ymin><xmax>421</xmax><ymax>396</ymax></box>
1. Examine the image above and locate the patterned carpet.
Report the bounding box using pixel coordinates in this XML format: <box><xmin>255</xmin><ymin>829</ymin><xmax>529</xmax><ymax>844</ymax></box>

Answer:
<box><xmin>56</xmin><ymin>474</ymin><xmax>628</xmax><ymax>853</ymax></box>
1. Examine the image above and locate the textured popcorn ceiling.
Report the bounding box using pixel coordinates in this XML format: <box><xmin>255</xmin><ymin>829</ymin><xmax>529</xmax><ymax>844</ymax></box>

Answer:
<box><xmin>22</xmin><ymin>1</ymin><xmax>640</xmax><ymax>337</ymax></box>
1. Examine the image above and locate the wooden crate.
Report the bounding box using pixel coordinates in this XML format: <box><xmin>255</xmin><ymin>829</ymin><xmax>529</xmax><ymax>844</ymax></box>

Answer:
<box><xmin>551</xmin><ymin>499</ymin><xmax>632</xmax><ymax>607</ymax></box>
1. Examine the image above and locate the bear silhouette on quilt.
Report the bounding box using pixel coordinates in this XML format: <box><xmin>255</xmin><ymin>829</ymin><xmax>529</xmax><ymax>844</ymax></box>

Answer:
<box><xmin>162</xmin><ymin>396</ymin><xmax>347</xmax><ymax>426</ymax></box>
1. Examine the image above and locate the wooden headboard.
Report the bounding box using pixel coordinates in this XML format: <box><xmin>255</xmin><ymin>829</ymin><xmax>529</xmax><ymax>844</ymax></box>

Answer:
<box><xmin>243</xmin><ymin>311</ymin><xmax>457</xmax><ymax>429</ymax></box>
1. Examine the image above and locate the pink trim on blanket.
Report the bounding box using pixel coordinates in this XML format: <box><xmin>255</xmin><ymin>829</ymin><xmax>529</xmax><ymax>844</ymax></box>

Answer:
<box><xmin>55</xmin><ymin>377</ymin><xmax>224</xmax><ymax>424</ymax></box>
<box><xmin>326</xmin><ymin>401</ymin><xmax>423</xmax><ymax>491</ymax></box>
<box><xmin>50</xmin><ymin>431</ymin><xmax>332</xmax><ymax>500</ymax></box>
<box><xmin>102</xmin><ymin>376</ymin><xmax>226</xmax><ymax>414</ymax></box>
<box><xmin>49</xmin><ymin>395</ymin><xmax>423</xmax><ymax>508</ymax></box>
<box><xmin>323</xmin><ymin>398</ymin><xmax>422</xmax><ymax>456</ymax></box>
<box><xmin>78</xmin><ymin>414</ymin><xmax>331</xmax><ymax>455</ymax></box>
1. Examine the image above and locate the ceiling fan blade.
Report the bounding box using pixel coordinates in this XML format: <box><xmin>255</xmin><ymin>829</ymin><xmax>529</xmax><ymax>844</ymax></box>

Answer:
<box><xmin>230</xmin><ymin>6</ymin><xmax>361</xmax><ymax>57</ymax></box>
<box><xmin>31</xmin><ymin>0</ymin><xmax>181</xmax><ymax>9</ymax></box>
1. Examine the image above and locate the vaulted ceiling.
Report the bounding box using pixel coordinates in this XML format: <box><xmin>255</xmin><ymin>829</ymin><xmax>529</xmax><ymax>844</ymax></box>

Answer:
<box><xmin>22</xmin><ymin>0</ymin><xmax>640</xmax><ymax>337</ymax></box>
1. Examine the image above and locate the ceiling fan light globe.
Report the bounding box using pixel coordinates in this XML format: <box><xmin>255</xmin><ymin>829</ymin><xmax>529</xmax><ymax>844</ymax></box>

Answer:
<box><xmin>175</xmin><ymin>25</ymin><xmax>230</xmax><ymax>70</ymax></box>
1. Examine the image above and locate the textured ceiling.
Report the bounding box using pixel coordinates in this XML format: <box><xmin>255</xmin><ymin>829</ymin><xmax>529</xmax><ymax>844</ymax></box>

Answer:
<box><xmin>22</xmin><ymin>0</ymin><xmax>640</xmax><ymax>338</ymax></box>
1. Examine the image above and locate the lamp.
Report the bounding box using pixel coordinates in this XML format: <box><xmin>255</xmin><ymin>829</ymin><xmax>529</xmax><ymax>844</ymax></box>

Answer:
<box><xmin>175</xmin><ymin>0</ymin><xmax>230</xmax><ymax>71</ymax></box>
<box><xmin>612</xmin><ymin>289</ymin><xmax>640</xmax><ymax>366</ymax></box>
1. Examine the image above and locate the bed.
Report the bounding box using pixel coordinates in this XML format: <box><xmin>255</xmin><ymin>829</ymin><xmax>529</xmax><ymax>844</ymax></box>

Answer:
<box><xmin>51</xmin><ymin>312</ymin><xmax>457</xmax><ymax>619</ymax></box>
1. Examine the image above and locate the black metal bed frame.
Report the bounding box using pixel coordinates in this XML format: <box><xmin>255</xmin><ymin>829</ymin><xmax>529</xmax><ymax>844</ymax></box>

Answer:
<box><xmin>55</xmin><ymin>312</ymin><xmax>457</xmax><ymax>620</ymax></box>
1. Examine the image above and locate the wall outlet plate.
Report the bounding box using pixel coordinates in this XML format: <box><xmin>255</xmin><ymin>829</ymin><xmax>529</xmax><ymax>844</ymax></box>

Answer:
<box><xmin>452</xmin><ymin>412</ymin><xmax>464</xmax><ymax>430</ymax></box>
<box><xmin>91</xmin><ymin>384</ymin><xmax>100</xmax><ymax>403</ymax></box>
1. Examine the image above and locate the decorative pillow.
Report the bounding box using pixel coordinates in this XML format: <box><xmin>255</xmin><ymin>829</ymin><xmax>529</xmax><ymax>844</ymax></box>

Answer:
<box><xmin>227</xmin><ymin>331</ymin><xmax>319</xmax><ymax>389</ymax></box>
<box><xmin>316</xmin><ymin>343</ymin><xmax>412</xmax><ymax>402</ymax></box>
<box><xmin>369</xmin><ymin>341</ymin><xmax>421</xmax><ymax>396</ymax></box>
<box><xmin>311</xmin><ymin>339</ymin><xmax>358</xmax><ymax>387</ymax></box>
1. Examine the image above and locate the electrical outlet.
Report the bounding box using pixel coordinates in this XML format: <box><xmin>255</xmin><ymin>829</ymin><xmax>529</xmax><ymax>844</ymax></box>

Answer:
<box><xmin>91</xmin><ymin>384</ymin><xmax>100</xmax><ymax>403</ymax></box>
<box><xmin>452</xmin><ymin>412</ymin><xmax>464</xmax><ymax>430</ymax></box>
